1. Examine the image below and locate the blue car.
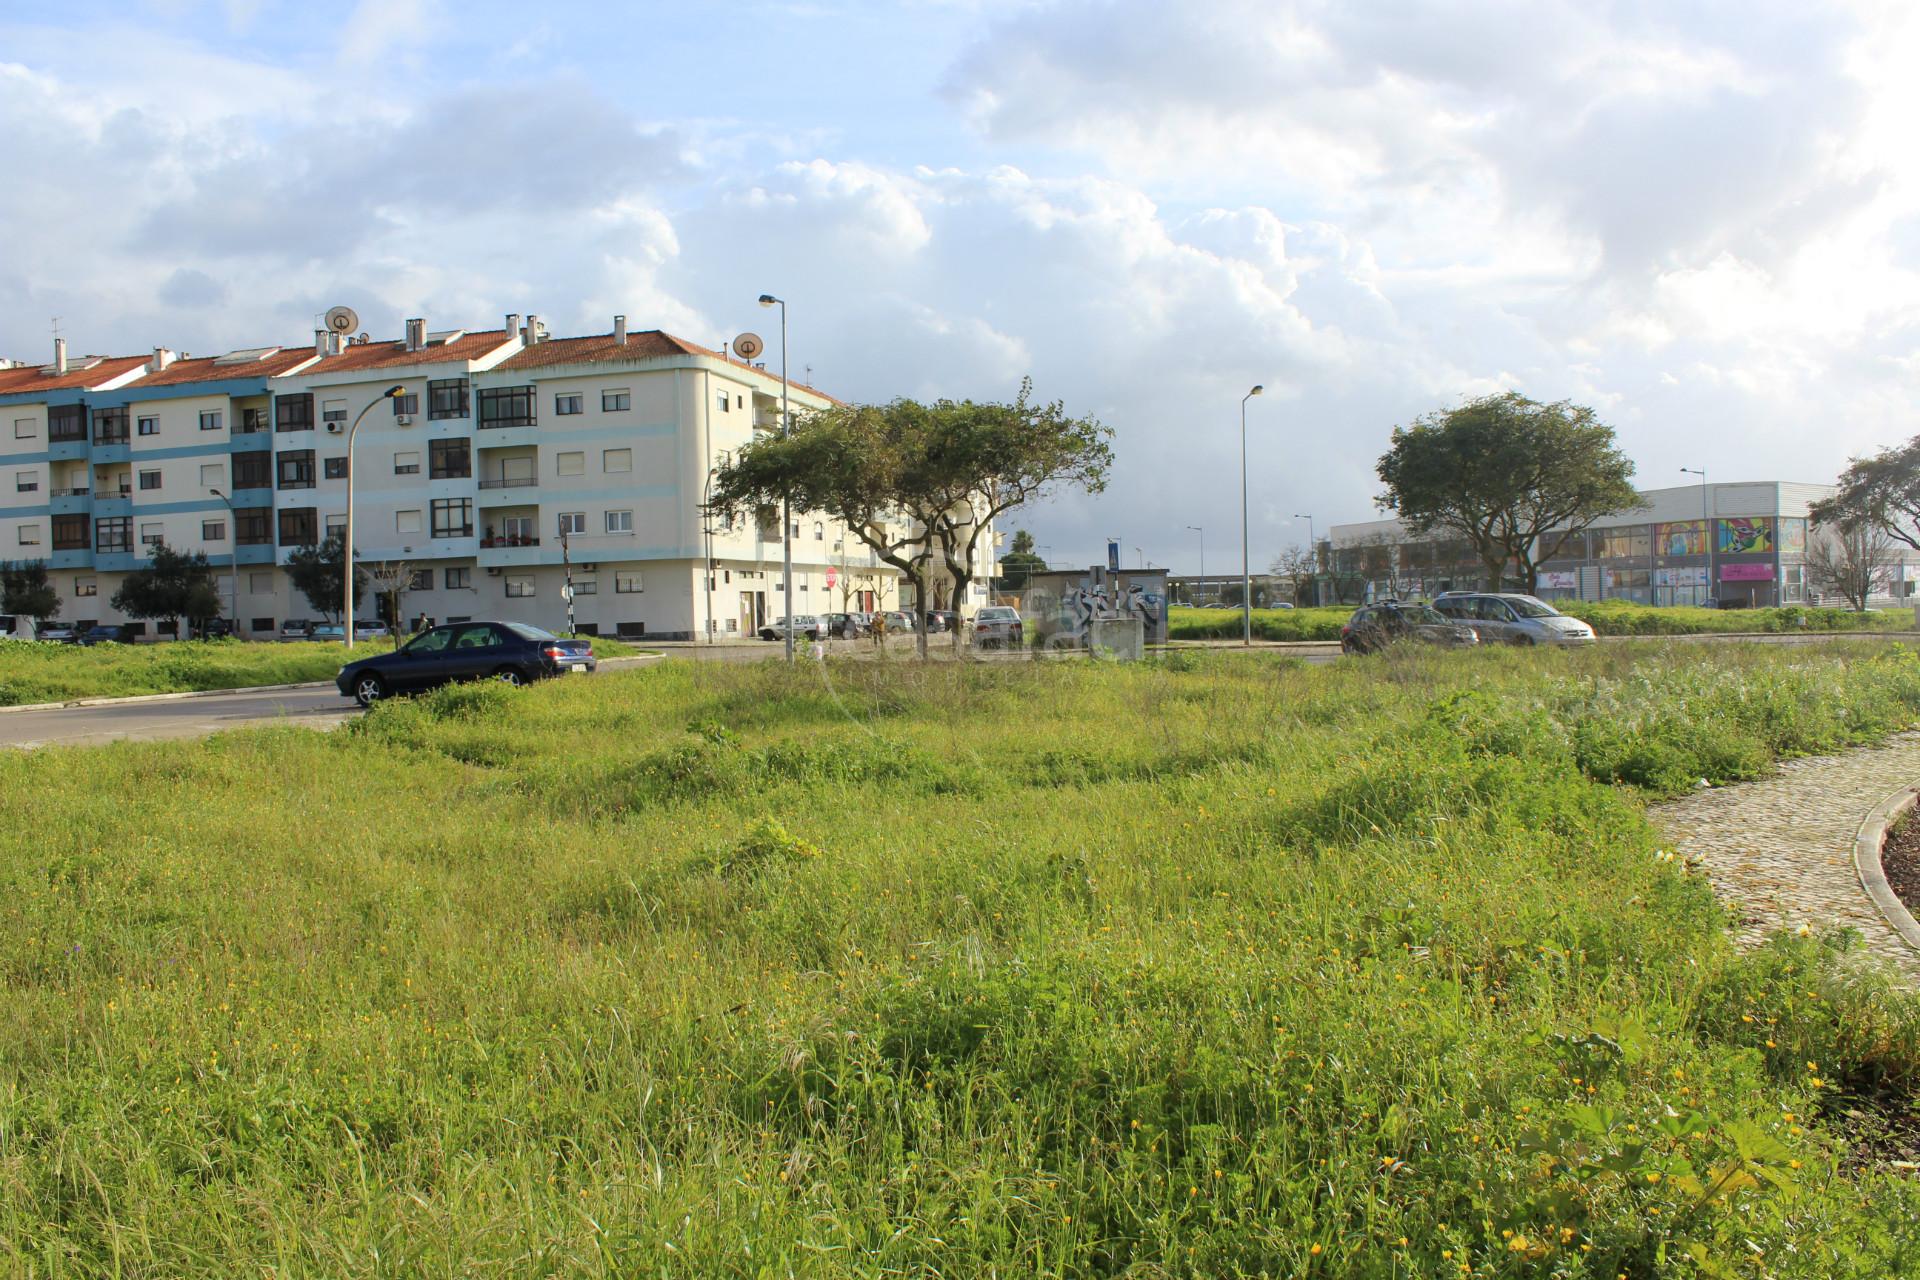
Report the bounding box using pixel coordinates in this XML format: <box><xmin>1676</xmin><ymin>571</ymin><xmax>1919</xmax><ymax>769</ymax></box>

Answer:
<box><xmin>336</xmin><ymin>620</ymin><xmax>595</xmax><ymax>707</ymax></box>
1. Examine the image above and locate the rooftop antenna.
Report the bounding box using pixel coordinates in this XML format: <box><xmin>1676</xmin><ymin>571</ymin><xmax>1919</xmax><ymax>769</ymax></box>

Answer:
<box><xmin>50</xmin><ymin>317</ymin><xmax>61</xmax><ymax>341</ymax></box>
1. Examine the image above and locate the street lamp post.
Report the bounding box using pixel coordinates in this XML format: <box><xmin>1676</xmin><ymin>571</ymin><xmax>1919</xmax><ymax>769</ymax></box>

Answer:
<box><xmin>343</xmin><ymin>385</ymin><xmax>408</xmax><ymax>650</ymax></box>
<box><xmin>1681</xmin><ymin>467</ymin><xmax>1710</xmax><ymax>605</ymax></box>
<box><xmin>758</xmin><ymin>294</ymin><xmax>793</xmax><ymax>664</ymax></box>
<box><xmin>1294</xmin><ymin>513</ymin><xmax>1315</xmax><ymax>605</ymax></box>
<box><xmin>1240</xmin><ymin>385</ymin><xmax>1264</xmax><ymax>645</ymax></box>
<box><xmin>1186</xmin><ymin>525</ymin><xmax>1203</xmax><ymax>602</ymax></box>
<box><xmin>209</xmin><ymin>487</ymin><xmax>237</xmax><ymax>634</ymax></box>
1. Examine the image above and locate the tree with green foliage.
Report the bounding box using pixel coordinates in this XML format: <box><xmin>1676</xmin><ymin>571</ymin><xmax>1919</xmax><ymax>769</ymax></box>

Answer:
<box><xmin>285</xmin><ymin>534</ymin><xmax>367</xmax><ymax>623</ymax></box>
<box><xmin>110</xmin><ymin>542</ymin><xmax>221</xmax><ymax>636</ymax></box>
<box><xmin>0</xmin><ymin>560</ymin><xmax>61</xmax><ymax>627</ymax></box>
<box><xmin>996</xmin><ymin>529</ymin><xmax>1048</xmax><ymax>593</ymax></box>
<box><xmin>1376</xmin><ymin>392</ymin><xmax>1641</xmax><ymax>593</ymax></box>
<box><xmin>1811</xmin><ymin>438</ymin><xmax>1920</xmax><ymax>552</ymax></box>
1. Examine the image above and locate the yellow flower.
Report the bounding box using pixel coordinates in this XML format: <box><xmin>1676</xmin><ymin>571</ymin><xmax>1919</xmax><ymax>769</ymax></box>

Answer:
<box><xmin>1309</xmin><ymin>1243</ymin><xmax>1322</xmax><ymax>1256</ymax></box>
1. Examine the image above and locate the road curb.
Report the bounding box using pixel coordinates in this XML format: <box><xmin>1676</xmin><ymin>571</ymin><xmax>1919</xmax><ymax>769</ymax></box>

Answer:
<box><xmin>1853</xmin><ymin>783</ymin><xmax>1920</xmax><ymax>956</ymax></box>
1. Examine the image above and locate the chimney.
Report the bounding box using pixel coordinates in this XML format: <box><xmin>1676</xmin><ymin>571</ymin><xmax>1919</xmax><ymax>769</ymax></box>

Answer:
<box><xmin>505</xmin><ymin>313</ymin><xmax>521</xmax><ymax>345</ymax></box>
<box><xmin>316</xmin><ymin>329</ymin><xmax>329</xmax><ymax>355</ymax></box>
<box><xmin>525</xmin><ymin>313</ymin><xmax>540</xmax><ymax>345</ymax></box>
<box><xmin>54</xmin><ymin>337</ymin><xmax>67</xmax><ymax>375</ymax></box>
<box><xmin>149</xmin><ymin>347</ymin><xmax>175</xmax><ymax>373</ymax></box>
<box><xmin>405</xmin><ymin>318</ymin><xmax>425</xmax><ymax>352</ymax></box>
<box><xmin>614</xmin><ymin>315</ymin><xmax>628</xmax><ymax>345</ymax></box>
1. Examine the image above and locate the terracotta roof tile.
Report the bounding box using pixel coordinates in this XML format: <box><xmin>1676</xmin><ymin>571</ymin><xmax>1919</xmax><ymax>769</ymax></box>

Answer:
<box><xmin>125</xmin><ymin>348</ymin><xmax>320</xmax><ymax>388</ymax></box>
<box><xmin>494</xmin><ymin>329</ymin><xmax>839</xmax><ymax>402</ymax></box>
<box><xmin>0</xmin><ymin>354</ymin><xmax>152</xmax><ymax>396</ymax></box>
<box><xmin>301</xmin><ymin>328</ymin><xmax>513</xmax><ymax>375</ymax></box>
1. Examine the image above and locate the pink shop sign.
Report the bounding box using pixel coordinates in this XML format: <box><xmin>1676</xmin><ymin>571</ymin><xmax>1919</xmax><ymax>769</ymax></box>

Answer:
<box><xmin>1720</xmin><ymin>563</ymin><xmax>1775</xmax><ymax>582</ymax></box>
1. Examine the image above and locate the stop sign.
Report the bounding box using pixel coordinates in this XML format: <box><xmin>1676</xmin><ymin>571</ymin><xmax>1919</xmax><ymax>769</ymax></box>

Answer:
<box><xmin>826</xmin><ymin>567</ymin><xmax>838</xmax><ymax>589</ymax></box>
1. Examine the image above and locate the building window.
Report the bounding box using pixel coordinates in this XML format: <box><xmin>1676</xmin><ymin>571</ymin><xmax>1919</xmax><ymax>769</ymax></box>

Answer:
<box><xmin>137</xmin><ymin>416</ymin><xmax>159</xmax><ymax>437</ymax></box>
<box><xmin>15</xmin><ymin>471</ymin><xmax>36</xmax><ymax>493</ymax></box>
<box><xmin>715</xmin><ymin>390</ymin><xmax>730</xmax><ymax>414</ymax></box>
<box><xmin>556</xmin><ymin>451</ymin><xmax>585</xmax><ymax>476</ymax></box>
<box><xmin>602</xmin><ymin>389</ymin><xmax>630</xmax><ymax>412</ymax></box>
<box><xmin>13</xmin><ymin>417</ymin><xmax>33</xmax><ymax>439</ymax></box>
<box><xmin>571</xmin><ymin>575</ymin><xmax>597</xmax><ymax>595</ymax></box>
<box><xmin>324</xmin><ymin>457</ymin><xmax>349</xmax><ymax>480</ymax></box>
<box><xmin>428</xmin><ymin>379</ymin><xmax>469</xmax><ymax>420</ymax></box>
<box><xmin>52</xmin><ymin>514</ymin><xmax>89</xmax><ymax>550</ymax></box>
<box><xmin>557</xmin><ymin>511</ymin><xmax>586</xmax><ymax>536</ymax></box>
<box><xmin>328</xmin><ymin>513</ymin><xmax>349</xmax><ymax>539</ymax></box>
<box><xmin>504</xmin><ymin>574</ymin><xmax>535</xmax><ymax>598</ymax></box>
<box><xmin>200</xmin><ymin>410</ymin><xmax>223</xmax><ymax>432</ymax></box>
<box><xmin>236</xmin><ymin>510</ymin><xmax>271</xmax><ymax>545</ymax></box>
<box><xmin>277</xmin><ymin>450</ymin><xmax>315</xmax><ymax>490</ymax></box>
<box><xmin>429</xmin><ymin>438</ymin><xmax>470</xmax><ymax>479</ymax></box>
<box><xmin>1594</xmin><ymin>526</ymin><xmax>1651</xmax><ymax>559</ymax></box>
<box><xmin>478</xmin><ymin>385</ymin><xmax>535</xmax><ymax>429</ymax></box>
<box><xmin>431</xmin><ymin>498</ymin><xmax>473</xmax><ymax>539</ymax></box>
<box><xmin>140</xmin><ymin>522</ymin><xmax>164</xmax><ymax>548</ymax></box>
<box><xmin>248</xmin><ymin>571</ymin><xmax>273</xmax><ymax>593</ymax></box>
<box><xmin>396</xmin><ymin>510</ymin><xmax>423</xmax><ymax>534</ymax></box>
<box><xmin>93</xmin><ymin>406</ymin><xmax>129</xmax><ymax>444</ymax></box>
<box><xmin>275</xmin><ymin>394</ymin><xmax>314</xmax><ymax>432</ymax></box>
<box><xmin>138</xmin><ymin>470</ymin><xmax>162</xmax><ymax>491</ymax></box>
<box><xmin>240</xmin><ymin>406</ymin><xmax>269</xmax><ymax>434</ymax></box>
<box><xmin>603</xmin><ymin>448</ymin><xmax>632</xmax><ymax>473</ymax></box>
<box><xmin>233</xmin><ymin>453</ymin><xmax>270</xmax><ymax>490</ymax></box>
<box><xmin>408</xmin><ymin>568</ymin><xmax>433</xmax><ymax>590</ymax></box>
<box><xmin>501</xmin><ymin>515</ymin><xmax>535</xmax><ymax>542</ymax></box>
<box><xmin>321</xmin><ymin>400</ymin><xmax>348</xmax><ymax>430</ymax></box>
<box><xmin>445</xmin><ymin>567</ymin><xmax>471</xmax><ymax>590</ymax></box>
<box><xmin>199</xmin><ymin>462</ymin><xmax>224</xmax><ymax>487</ymax></box>
<box><xmin>813</xmin><ymin>521</ymin><xmax>824</xmax><ymax>541</ymax></box>
<box><xmin>393</xmin><ymin>451</ymin><xmax>420</xmax><ymax>475</ymax></box>
<box><xmin>555</xmin><ymin>393</ymin><xmax>583</xmax><ymax>416</ymax></box>
<box><xmin>95</xmin><ymin>516</ymin><xmax>131</xmax><ymax>553</ymax></box>
<box><xmin>277</xmin><ymin>507</ymin><xmax>317</xmax><ymax>547</ymax></box>
<box><xmin>75</xmin><ymin>576</ymin><xmax>97</xmax><ymax>597</ymax></box>
<box><xmin>606</xmin><ymin>509</ymin><xmax>633</xmax><ymax>534</ymax></box>
<box><xmin>615</xmin><ymin>571</ymin><xmax>642</xmax><ymax>593</ymax></box>
<box><xmin>49</xmin><ymin>404</ymin><xmax>85</xmax><ymax>442</ymax></box>
<box><xmin>18</xmin><ymin>524</ymin><xmax>40</xmax><ymax>546</ymax></box>
<box><xmin>392</xmin><ymin>393</ymin><xmax>419</xmax><ymax>417</ymax></box>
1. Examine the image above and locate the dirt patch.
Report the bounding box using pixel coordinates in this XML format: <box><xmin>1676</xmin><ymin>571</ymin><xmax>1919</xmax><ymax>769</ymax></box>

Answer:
<box><xmin>1882</xmin><ymin>813</ymin><xmax>1920</xmax><ymax>918</ymax></box>
<box><xmin>1823</xmin><ymin>1083</ymin><xmax>1920</xmax><ymax>1175</ymax></box>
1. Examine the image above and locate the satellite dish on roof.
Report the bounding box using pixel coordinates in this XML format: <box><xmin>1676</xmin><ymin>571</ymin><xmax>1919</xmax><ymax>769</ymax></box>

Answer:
<box><xmin>733</xmin><ymin>332</ymin><xmax>764</xmax><ymax>361</ymax></box>
<box><xmin>324</xmin><ymin>306</ymin><xmax>359</xmax><ymax>335</ymax></box>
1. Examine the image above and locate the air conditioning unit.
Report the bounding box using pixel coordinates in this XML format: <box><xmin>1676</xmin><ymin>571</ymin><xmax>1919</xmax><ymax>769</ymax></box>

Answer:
<box><xmin>485</xmin><ymin>566</ymin><xmax>502</xmax><ymax>577</ymax></box>
<box><xmin>324</xmin><ymin>420</ymin><xmax>343</xmax><ymax>434</ymax></box>
<box><xmin>395</xmin><ymin>414</ymin><xmax>413</xmax><ymax>426</ymax></box>
<box><xmin>581</xmin><ymin>562</ymin><xmax>597</xmax><ymax>572</ymax></box>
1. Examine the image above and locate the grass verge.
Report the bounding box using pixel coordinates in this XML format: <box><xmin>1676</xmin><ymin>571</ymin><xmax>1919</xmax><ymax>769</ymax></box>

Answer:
<box><xmin>1168</xmin><ymin>602</ymin><xmax>1915</xmax><ymax>642</ymax></box>
<box><xmin>2</xmin><ymin>645</ymin><xmax>1919</xmax><ymax>1275</ymax></box>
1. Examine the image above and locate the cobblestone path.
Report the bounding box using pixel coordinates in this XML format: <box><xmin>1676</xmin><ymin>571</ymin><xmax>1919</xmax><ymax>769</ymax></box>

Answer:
<box><xmin>1652</xmin><ymin>734</ymin><xmax>1920</xmax><ymax>980</ymax></box>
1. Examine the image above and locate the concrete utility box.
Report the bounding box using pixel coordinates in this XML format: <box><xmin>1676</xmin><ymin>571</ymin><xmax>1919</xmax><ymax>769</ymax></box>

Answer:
<box><xmin>1090</xmin><ymin>617</ymin><xmax>1145</xmax><ymax>660</ymax></box>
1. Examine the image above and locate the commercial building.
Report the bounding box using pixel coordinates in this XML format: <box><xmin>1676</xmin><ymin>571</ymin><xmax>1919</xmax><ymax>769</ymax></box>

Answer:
<box><xmin>0</xmin><ymin>317</ymin><xmax>996</xmax><ymax>639</ymax></box>
<box><xmin>1328</xmin><ymin>480</ymin><xmax>1920</xmax><ymax>608</ymax></box>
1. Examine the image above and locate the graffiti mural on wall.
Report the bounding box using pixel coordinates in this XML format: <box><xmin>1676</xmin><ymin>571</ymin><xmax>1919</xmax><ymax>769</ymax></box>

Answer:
<box><xmin>1778</xmin><ymin>518</ymin><xmax>1807</xmax><ymax>554</ymax></box>
<box><xmin>1024</xmin><ymin>568</ymin><xmax>1169</xmax><ymax>647</ymax></box>
<box><xmin>1657</xmin><ymin>520</ymin><xmax>1709</xmax><ymax>555</ymax></box>
<box><xmin>1718</xmin><ymin>518</ymin><xmax>1773</xmax><ymax>555</ymax></box>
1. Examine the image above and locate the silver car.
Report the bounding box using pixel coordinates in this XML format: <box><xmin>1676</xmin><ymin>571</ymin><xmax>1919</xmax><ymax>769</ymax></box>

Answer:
<box><xmin>1433</xmin><ymin>593</ymin><xmax>1596</xmax><ymax>646</ymax></box>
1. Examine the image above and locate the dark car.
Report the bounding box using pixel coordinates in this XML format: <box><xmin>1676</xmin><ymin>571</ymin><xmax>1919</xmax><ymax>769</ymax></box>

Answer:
<box><xmin>920</xmin><ymin>609</ymin><xmax>958</xmax><ymax>634</ymax></box>
<box><xmin>1340</xmin><ymin>602</ymin><xmax>1479</xmax><ymax>655</ymax></box>
<box><xmin>822</xmin><ymin>612</ymin><xmax>872</xmax><ymax>639</ymax></box>
<box><xmin>336</xmin><ymin>620</ymin><xmax>596</xmax><ymax>707</ymax></box>
<box><xmin>79</xmin><ymin>624</ymin><xmax>130</xmax><ymax>646</ymax></box>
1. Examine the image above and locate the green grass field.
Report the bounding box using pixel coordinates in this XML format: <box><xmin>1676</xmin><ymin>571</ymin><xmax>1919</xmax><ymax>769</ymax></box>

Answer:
<box><xmin>3</xmin><ymin>646</ymin><xmax>1920</xmax><ymax>1275</ymax></box>
<box><xmin>1167</xmin><ymin>602</ymin><xmax>1914</xmax><ymax>642</ymax></box>
<box><xmin>0</xmin><ymin>636</ymin><xmax>645</xmax><ymax>706</ymax></box>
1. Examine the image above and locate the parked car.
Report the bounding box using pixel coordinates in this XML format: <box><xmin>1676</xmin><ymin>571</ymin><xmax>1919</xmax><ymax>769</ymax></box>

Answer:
<box><xmin>1431</xmin><ymin>592</ymin><xmax>1596</xmax><ymax>646</ymax></box>
<box><xmin>921</xmin><ymin>609</ymin><xmax>959</xmax><ymax>634</ymax></box>
<box><xmin>336</xmin><ymin>620</ymin><xmax>595</xmax><ymax>707</ymax></box>
<box><xmin>0</xmin><ymin>614</ymin><xmax>30</xmax><ymax>641</ymax></box>
<box><xmin>759</xmin><ymin>615</ymin><xmax>825</xmax><ymax>641</ymax></box>
<box><xmin>38</xmin><ymin>623</ymin><xmax>79</xmax><ymax>644</ymax></box>
<box><xmin>877</xmin><ymin>610</ymin><xmax>915</xmax><ymax>635</ymax></box>
<box><xmin>79</xmin><ymin>624</ymin><xmax>130</xmax><ymax>646</ymax></box>
<box><xmin>1340</xmin><ymin>602</ymin><xmax>1479</xmax><ymax>655</ymax></box>
<box><xmin>822</xmin><ymin>612</ymin><xmax>871</xmax><ymax>639</ymax></box>
<box><xmin>279</xmin><ymin>619</ymin><xmax>313</xmax><ymax>642</ymax></box>
<box><xmin>312</xmin><ymin>622</ymin><xmax>393</xmax><ymax>643</ymax></box>
<box><xmin>190</xmin><ymin>617</ymin><xmax>236</xmax><ymax>640</ymax></box>
<box><xmin>971</xmin><ymin>605</ymin><xmax>1025</xmax><ymax>649</ymax></box>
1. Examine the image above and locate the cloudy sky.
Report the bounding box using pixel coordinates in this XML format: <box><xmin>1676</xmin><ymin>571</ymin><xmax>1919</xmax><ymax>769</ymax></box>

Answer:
<box><xmin>4</xmin><ymin>0</ymin><xmax>1917</xmax><ymax>570</ymax></box>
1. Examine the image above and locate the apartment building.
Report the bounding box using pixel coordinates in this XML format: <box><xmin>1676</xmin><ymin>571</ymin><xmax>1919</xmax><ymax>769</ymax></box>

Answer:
<box><xmin>0</xmin><ymin>316</ymin><xmax>989</xmax><ymax>639</ymax></box>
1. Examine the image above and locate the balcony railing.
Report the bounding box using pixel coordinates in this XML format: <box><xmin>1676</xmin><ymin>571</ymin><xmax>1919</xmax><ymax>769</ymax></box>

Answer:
<box><xmin>479</xmin><ymin>535</ymin><xmax>540</xmax><ymax>548</ymax></box>
<box><xmin>478</xmin><ymin>477</ymin><xmax>538</xmax><ymax>490</ymax></box>
<box><xmin>93</xmin><ymin>430</ymin><xmax>129</xmax><ymax>445</ymax></box>
<box><xmin>51</xmin><ymin>487</ymin><xmax>90</xmax><ymax>498</ymax></box>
